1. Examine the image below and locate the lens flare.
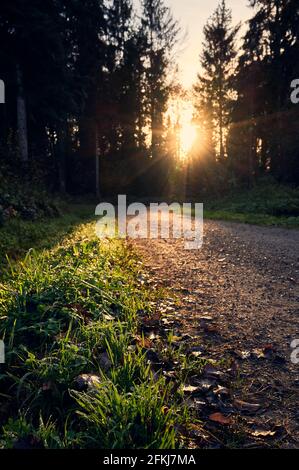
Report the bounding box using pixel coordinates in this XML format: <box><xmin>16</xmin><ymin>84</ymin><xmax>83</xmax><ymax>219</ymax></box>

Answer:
<box><xmin>180</xmin><ymin>123</ymin><xmax>197</xmax><ymax>154</ymax></box>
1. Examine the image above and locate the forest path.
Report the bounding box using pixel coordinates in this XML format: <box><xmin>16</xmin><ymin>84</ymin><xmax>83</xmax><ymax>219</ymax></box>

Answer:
<box><xmin>134</xmin><ymin>219</ymin><xmax>299</xmax><ymax>447</ymax></box>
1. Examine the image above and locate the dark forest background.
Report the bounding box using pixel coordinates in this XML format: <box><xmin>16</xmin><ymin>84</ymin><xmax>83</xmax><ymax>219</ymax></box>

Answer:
<box><xmin>0</xmin><ymin>0</ymin><xmax>299</xmax><ymax>219</ymax></box>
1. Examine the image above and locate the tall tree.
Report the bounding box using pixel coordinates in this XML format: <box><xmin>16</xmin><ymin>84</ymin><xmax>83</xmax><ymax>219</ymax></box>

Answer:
<box><xmin>141</xmin><ymin>0</ymin><xmax>179</xmax><ymax>160</ymax></box>
<box><xmin>195</xmin><ymin>0</ymin><xmax>239</xmax><ymax>161</ymax></box>
<box><xmin>67</xmin><ymin>0</ymin><xmax>107</xmax><ymax>194</ymax></box>
<box><xmin>230</xmin><ymin>0</ymin><xmax>299</xmax><ymax>184</ymax></box>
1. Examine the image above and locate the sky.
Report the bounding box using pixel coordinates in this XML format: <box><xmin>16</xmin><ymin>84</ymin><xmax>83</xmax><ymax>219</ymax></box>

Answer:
<box><xmin>167</xmin><ymin>0</ymin><xmax>253</xmax><ymax>88</ymax></box>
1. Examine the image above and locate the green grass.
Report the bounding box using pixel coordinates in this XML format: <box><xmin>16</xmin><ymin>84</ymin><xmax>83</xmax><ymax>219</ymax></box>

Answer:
<box><xmin>204</xmin><ymin>210</ymin><xmax>299</xmax><ymax>227</ymax></box>
<box><xmin>204</xmin><ymin>181</ymin><xmax>299</xmax><ymax>227</ymax></box>
<box><xmin>0</xmin><ymin>213</ymin><xmax>188</xmax><ymax>449</ymax></box>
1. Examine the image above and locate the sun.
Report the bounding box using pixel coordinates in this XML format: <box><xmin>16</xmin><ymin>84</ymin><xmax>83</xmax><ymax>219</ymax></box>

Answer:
<box><xmin>180</xmin><ymin>122</ymin><xmax>197</xmax><ymax>155</ymax></box>
<box><xmin>166</xmin><ymin>93</ymin><xmax>199</xmax><ymax>160</ymax></box>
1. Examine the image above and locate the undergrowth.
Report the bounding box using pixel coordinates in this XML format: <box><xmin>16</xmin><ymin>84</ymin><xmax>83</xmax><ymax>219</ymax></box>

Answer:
<box><xmin>204</xmin><ymin>181</ymin><xmax>299</xmax><ymax>227</ymax></box>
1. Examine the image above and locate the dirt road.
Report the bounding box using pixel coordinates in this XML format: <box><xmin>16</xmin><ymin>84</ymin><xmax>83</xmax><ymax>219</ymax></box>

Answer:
<box><xmin>134</xmin><ymin>219</ymin><xmax>299</xmax><ymax>447</ymax></box>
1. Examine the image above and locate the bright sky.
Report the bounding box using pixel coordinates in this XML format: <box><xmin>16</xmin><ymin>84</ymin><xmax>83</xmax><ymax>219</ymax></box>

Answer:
<box><xmin>167</xmin><ymin>0</ymin><xmax>252</xmax><ymax>88</ymax></box>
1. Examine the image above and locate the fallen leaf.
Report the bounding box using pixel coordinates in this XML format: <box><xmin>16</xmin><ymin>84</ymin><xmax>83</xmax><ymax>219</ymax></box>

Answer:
<box><xmin>133</xmin><ymin>335</ymin><xmax>152</xmax><ymax>348</ymax></box>
<box><xmin>213</xmin><ymin>385</ymin><xmax>230</xmax><ymax>397</ymax></box>
<box><xmin>161</xmin><ymin>318</ymin><xmax>174</xmax><ymax>326</ymax></box>
<box><xmin>74</xmin><ymin>374</ymin><xmax>101</xmax><ymax>392</ymax></box>
<box><xmin>182</xmin><ymin>385</ymin><xmax>201</xmax><ymax>394</ymax></box>
<box><xmin>250</xmin><ymin>428</ymin><xmax>276</xmax><ymax>438</ymax></box>
<box><xmin>209</xmin><ymin>412</ymin><xmax>232</xmax><ymax>425</ymax></box>
<box><xmin>187</xmin><ymin>397</ymin><xmax>207</xmax><ymax>409</ymax></box>
<box><xmin>102</xmin><ymin>313</ymin><xmax>114</xmax><ymax>321</ymax></box>
<box><xmin>163</xmin><ymin>370</ymin><xmax>177</xmax><ymax>379</ymax></box>
<box><xmin>233</xmin><ymin>399</ymin><xmax>261</xmax><ymax>413</ymax></box>
<box><xmin>234</xmin><ymin>350</ymin><xmax>251</xmax><ymax>360</ymax></box>
<box><xmin>148</xmin><ymin>331</ymin><xmax>158</xmax><ymax>340</ymax></box>
<box><xmin>251</xmin><ymin>348</ymin><xmax>266</xmax><ymax>359</ymax></box>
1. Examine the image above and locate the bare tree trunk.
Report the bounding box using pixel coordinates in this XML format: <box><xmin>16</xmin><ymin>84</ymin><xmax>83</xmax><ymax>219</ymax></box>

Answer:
<box><xmin>219</xmin><ymin>73</ymin><xmax>225</xmax><ymax>161</ymax></box>
<box><xmin>219</xmin><ymin>109</ymin><xmax>224</xmax><ymax>161</ymax></box>
<box><xmin>95</xmin><ymin>126</ymin><xmax>100</xmax><ymax>198</ymax></box>
<box><xmin>57</xmin><ymin>124</ymin><xmax>67</xmax><ymax>194</ymax></box>
<box><xmin>16</xmin><ymin>64</ymin><xmax>29</xmax><ymax>163</ymax></box>
<box><xmin>79</xmin><ymin>81</ymin><xmax>99</xmax><ymax>194</ymax></box>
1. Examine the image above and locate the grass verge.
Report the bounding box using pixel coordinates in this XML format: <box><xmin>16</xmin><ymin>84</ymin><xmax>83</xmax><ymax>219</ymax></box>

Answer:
<box><xmin>204</xmin><ymin>182</ymin><xmax>299</xmax><ymax>228</ymax></box>
<box><xmin>0</xmin><ymin>215</ymin><xmax>188</xmax><ymax>449</ymax></box>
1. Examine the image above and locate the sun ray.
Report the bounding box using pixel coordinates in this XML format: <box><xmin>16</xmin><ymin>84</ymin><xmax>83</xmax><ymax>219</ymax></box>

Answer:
<box><xmin>180</xmin><ymin>122</ymin><xmax>197</xmax><ymax>155</ymax></box>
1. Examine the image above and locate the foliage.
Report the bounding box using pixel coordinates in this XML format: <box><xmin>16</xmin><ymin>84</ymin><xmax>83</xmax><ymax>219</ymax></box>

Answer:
<box><xmin>193</xmin><ymin>0</ymin><xmax>240</xmax><ymax>161</ymax></box>
<box><xmin>192</xmin><ymin>0</ymin><xmax>299</xmax><ymax>190</ymax></box>
<box><xmin>204</xmin><ymin>179</ymin><xmax>299</xmax><ymax>227</ymax></box>
<box><xmin>227</xmin><ymin>0</ymin><xmax>299</xmax><ymax>185</ymax></box>
<box><xmin>0</xmin><ymin>0</ymin><xmax>179</xmax><ymax>196</ymax></box>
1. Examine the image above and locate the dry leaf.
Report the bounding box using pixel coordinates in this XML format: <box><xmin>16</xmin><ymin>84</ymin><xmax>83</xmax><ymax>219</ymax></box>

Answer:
<box><xmin>250</xmin><ymin>428</ymin><xmax>276</xmax><ymax>438</ymax></box>
<box><xmin>234</xmin><ymin>350</ymin><xmax>251</xmax><ymax>360</ymax></box>
<box><xmin>233</xmin><ymin>399</ymin><xmax>261</xmax><ymax>412</ymax></box>
<box><xmin>213</xmin><ymin>385</ymin><xmax>230</xmax><ymax>397</ymax></box>
<box><xmin>74</xmin><ymin>374</ymin><xmax>101</xmax><ymax>392</ymax></box>
<box><xmin>182</xmin><ymin>384</ymin><xmax>200</xmax><ymax>394</ymax></box>
<box><xmin>102</xmin><ymin>313</ymin><xmax>114</xmax><ymax>321</ymax></box>
<box><xmin>251</xmin><ymin>349</ymin><xmax>266</xmax><ymax>359</ymax></box>
<box><xmin>191</xmin><ymin>351</ymin><xmax>203</xmax><ymax>358</ymax></box>
<box><xmin>209</xmin><ymin>412</ymin><xmax>232</xmax><ymax>425</ymax></box>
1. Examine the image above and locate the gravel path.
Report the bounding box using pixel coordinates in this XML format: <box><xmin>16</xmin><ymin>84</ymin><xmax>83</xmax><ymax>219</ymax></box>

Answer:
<box><xmin>134</xmin><ymin>219</ymin><xmax>299</xmax><ymax>447</ymax></box>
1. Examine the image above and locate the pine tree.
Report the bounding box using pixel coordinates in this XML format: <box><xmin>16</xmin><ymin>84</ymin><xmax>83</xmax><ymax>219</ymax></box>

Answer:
<box><xmin>141</xmin><ymin>0</ymin><xmax>179</xmax><ymax>160</ymax></box>
<box><xmin>232</xmin><ymin>0</ymin><xmax>299</xmax><ymax>184</ymax></box>
<box><xmin>195</xmin><ymin>0</ymin><xmax>240</xmax><ymax>161</ymax></box>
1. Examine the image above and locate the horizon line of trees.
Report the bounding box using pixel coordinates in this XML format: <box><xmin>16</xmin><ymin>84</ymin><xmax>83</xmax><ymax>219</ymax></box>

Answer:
<box><xmin>0</xmin><ymin>0</ymin><xmax>179</xmax><ymax>196</ymax></box>
<box><xmin>0</xmin><ymin>0</ymin><xmax>298</xmax><ymax>201</ymax></box>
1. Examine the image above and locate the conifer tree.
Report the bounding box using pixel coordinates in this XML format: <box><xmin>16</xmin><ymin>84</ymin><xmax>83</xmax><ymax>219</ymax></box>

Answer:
<box><xmin>195</xmin><ymin>0</ymin><xmax>239</xmax><ymax>161</ymax></box>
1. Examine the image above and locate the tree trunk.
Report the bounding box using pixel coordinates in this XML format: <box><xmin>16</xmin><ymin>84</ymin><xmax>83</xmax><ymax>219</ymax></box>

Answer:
<box><xmin>95</xmin><ymin>126</ymin><xmax>100</xmax><ymax>198</ymax></box>
<box><xmin>219</xmin><ymin>111</ymin><xmax>224</xmax><ymax>161</ymax></box>
<box><xmin>16</xmin><ymin>64</ymin><xmax>29</xmax><ymax>163</ymax></box>
<box><xmin>79</xmin><ymin>113</ymin><xmax>97</xmax><ymax>194</ymax></box>
<box><xmin>57</xmin><ymin>124</ymin><xmax>67</xmax><ymax>194</ymax></box>
<box><xmin>219</xmin><ymin>72</ymin><xmax>225</xmax><ymax>161</ymax></box>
